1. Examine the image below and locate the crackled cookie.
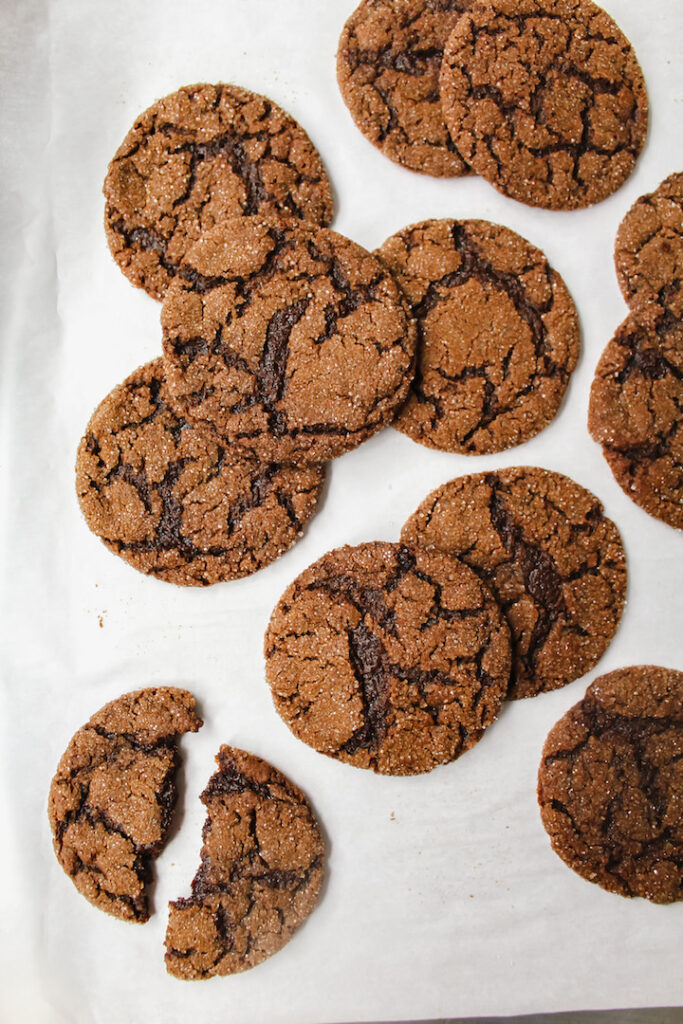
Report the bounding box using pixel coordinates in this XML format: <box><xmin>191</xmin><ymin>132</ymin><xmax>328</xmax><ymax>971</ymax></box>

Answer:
<box><xmin>165</xmin><ymin>746</ymin><xmax>324</xmax><ymax>979</ymax></box>
<box><xmin>402</xmin><ymin>468</ymin><xmax>626</xmax><ymax>698</ymax></box>
<box><xmin>103</xmin><ymin>83</ymin><xmax>334</xmax><ymax>300</ymax></box>
<box><xmin>440</xmin><ymin>0</ymin><xmax>648</xmax><ymax>210</ymax></box>
<box><xmin>538</xmin><ymin>666</ymin><xmax>683</xmax><ymax>903</ymax></box>
<box><xmin>76</xmin><ymin>359</ymin><xmax>325</xmax><ymax>585</ymax></box>
<box><xmin>377</xmin><ymin>219</ymin><xmax>580</xmax><ymax>453</ymax></box>
<box><xmin>588</xmin><ymin>315</ymin><xmax>683</xmax><ymax>530</ymax></box>
<box><xmin>615</xmin><ymin>172</ymin><xmax>683</xmax><ymax>322</ymax></box>
<box><xmin>161</xmin><ymin>217</ymin><xmax>416</xmax><ymax>464</ymax></box>
<box><xmin>265</xmin><ymin>542</ymin><xmax>511</xmax><ymax>775</ymax></box>
<box><xmin>48</xmin><ymin>688</ymin><xmax>202</xmax><ymax>922</ymax></box>
<box><xmin>337</xmin><ymin>0</ymin><xmax>473</xmax><ymax>177</ymax></box>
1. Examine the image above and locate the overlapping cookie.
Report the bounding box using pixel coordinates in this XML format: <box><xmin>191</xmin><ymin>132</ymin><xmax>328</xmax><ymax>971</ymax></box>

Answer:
<box><xmin>104</xmin><ymin>83</ymin><xmax>334</xmax><ymax>300</ymax></box>
<box><xmin>76</xmin><ymin>359</ymin><xmax>326</xmax><ymax>585</ymax></box>
<box><xmin>265</xmin><ymin>541</ymin><xmax>512</xmax><ymax>774</ymax></box>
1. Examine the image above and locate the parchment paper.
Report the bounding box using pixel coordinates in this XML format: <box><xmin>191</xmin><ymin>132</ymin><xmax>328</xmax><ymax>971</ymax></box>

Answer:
<box><xmin>1</xmin><ymin>1</ymin><xmax>682</xmax><ymax>1022</ymax></box>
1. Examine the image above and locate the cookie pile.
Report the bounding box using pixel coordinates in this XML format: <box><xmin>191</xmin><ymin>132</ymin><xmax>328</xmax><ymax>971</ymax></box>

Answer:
<box><xmin>48</xmin><ymin>689</ymin><xmax>325</xmax><ymax>976</ymax></box>
<box><xmin>264</xmin><ymin>467</ymin><xmax>627</xmax><ymax>774</ymax></box>
<box><xmin>338</xmin><ymin>0</ymin><xmax>649</xmax><ymax>209</ymax></box>
<box><xmin>589</xmin><ymin>172</ymin><xmax>683</xmax><ymax>530</ymax></box>
<box><xmin>79</xmin><ymin>83</ymin><xmax>420</xmax><ymax>584</ymax></box>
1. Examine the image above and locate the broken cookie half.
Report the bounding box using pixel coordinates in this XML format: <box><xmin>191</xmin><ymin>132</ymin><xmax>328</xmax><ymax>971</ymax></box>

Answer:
<box><xmin>48</xmin><ymin>687</ymin><xmax>202</xmax><ymax>922</ymax></box>
<box><xmin>165</xmin><ymin>746</ymin><xmax>325</xmax><ymax>979</ymax></box>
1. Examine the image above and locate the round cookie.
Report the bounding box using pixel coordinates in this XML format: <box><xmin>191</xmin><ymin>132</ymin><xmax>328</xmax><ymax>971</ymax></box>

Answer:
<box><xmin>615</xmin><ymin>172</ymin><xmax>683</xmax><ymax>322</ymax></box>
<box><xmin>377</xmin><ymin>219</ymin><xmax>580</xmax><ymax>453</ymax></box>
<box><xmin>337</xmin><ymin>0</ymin><xmax>473</xmax><ymax>177</ymax></box>
<box><xmin>538</xmin><ymin>666</ymin><xmax>683</xmax><ymax>904</ymax></box>
<box><xmin>103</xmin><ymin>83</ymin><xmax>334</xmax><ymax>300</ymax></box>
<box><xmin>588</xmin><ymin>315</ymin><xmax>683</xmax><ymax>530</ymax></box>
<box><xmin>401</xmin><ymin>467</ymin><xmax>626</xmax><ymax>699</ymax></box>
<box><xmin>165</xmin><ymin>746</ymin><xmax>324</xmax><ymax>979</ymax></box>
<box><xmin>76</xmin><ymin>359</ymin><xmax>325</xmax><ymax>586</ymax></box>
<box><xmin>48</xmin><ymin>687</ymin><xmax>202</xmax><ymax>922</ymax></box>
<box><xmin>440</xmin><ymin>0</ymin><xmax>649</xmax><ymax>210</ymax></box>
<box><xmin>265</xmin><ymin>542</ymin><xmax>512</xmax><ymax>775</ymax></box>
<box><xmin>161</xmin><ymin>217</ymin><xmax>416</xmax><ymax>464</ymax></box>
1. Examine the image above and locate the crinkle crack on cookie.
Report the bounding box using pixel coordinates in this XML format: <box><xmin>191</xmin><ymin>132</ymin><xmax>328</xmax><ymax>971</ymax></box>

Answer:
<box><xmin>538</xmin><ymin>665</ymin><xmax>683</xmax><ymax>903</ymax></box>
<box><xmin>161</xmin><ymin>217</ymin><xmax>416</xmax><ymax>463</ymax></box>
<box><xmin>76</xmin><ymin>359</ymin><xmax>325</xmax><ymax>585</ymax></box>
<box><xmin>401</xmin><ymin>467</ymin><xmax>627</xmax><ymax>698</ymax></box>
<box><xmin>439</xmin><ymin>0</ymin><xmax>648</xmax><ymax>209</ymax></box>
<box><xmin>165</xmin><ymin>747</ymin><xmax>324</xmax><ymax>979</ymax></box>
<box><xmin>588</xmin><ymin>315</ymin><xmax>683</xmax><ymax>530</ymax></box>
<box><xmin>377</xmin><ymin>218</ymin><xmax>580</xmax><ymax>453</ymax></box>
<box><xmin>337</xmin><ymin>0</ymin><xmax>473</xmax><ymax>177</ymax></box>
<box><xmin>265</xmin><ymin>541</ymin><xmax>511</xmax><ymax>775</ymax></box>
<box><xmin>48</xmin><ymin>688</ymin><xmax>202</xmax><ymax>922</ymax></box>
<box><xmin>103</xmin><ymin>83</ymin><xmax>334</xmax><ymax>299</ymax></box>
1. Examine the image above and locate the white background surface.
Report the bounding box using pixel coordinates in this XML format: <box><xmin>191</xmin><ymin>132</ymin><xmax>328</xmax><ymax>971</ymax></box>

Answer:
<box><xmin>1</xmin><ymin>1</ymin><xmax>682</xmax><ymax>1022</ymax></box>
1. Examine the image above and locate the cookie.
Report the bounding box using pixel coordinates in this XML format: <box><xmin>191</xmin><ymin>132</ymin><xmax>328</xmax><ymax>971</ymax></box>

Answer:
<box><xmin>588</xmin><ymin>315</ymin><xmax>683</xmax><ymax>530</ymax></box>
<box><xmin>337</xmin><ymin>0</ymin><xmax>473</xmax><ymax>177</ymax></box>
<box><xmin>48</xmin><ymin>687</ymin><xmax>202</xmax><ymax>922</ymax></box>
<box><xmin>401</xmin><ymin>468</ymin><xmax>626</xmax><ymax>699</ymax></box>
<box><xmin>165</xmin><ymin>746</ymin><xmax>324</xmax><ymax>979</ymax></box>
<box><xmin>103</xmin><ymin>83</ymin><xmax>334</xmax><ymax>300</ymax></box>
<box><xmin>76</xmin><ymin>359</ymin><xmax>325</xmax><ymax>585</ymax></box>
<box><xmin>377</xmin><ymin>219</ymin><xmax>580</xmax><ymax>453</ymax></box>
<box><xmin>440</xmin><ymin>0</ymin><xmax>648</xmax><ymax>210</ymax></box>
<box><xmin>538</xmin><ymin>666</ymin><xmax>683</xmax><ymax>904</ymax></box>
<box><xmin>615</xmin><ymin>172</ymin><xmax>683</xmax><ymax>322</ymax></box>
<box><xmin>265</xmin><ymin>542</ymin><xmax>511</xmax><ymax>775</ymax></box>
<box><xmin>161</xmin><ymin>217</ymin><xmax>416</xmax><ymax>464</ymax></box>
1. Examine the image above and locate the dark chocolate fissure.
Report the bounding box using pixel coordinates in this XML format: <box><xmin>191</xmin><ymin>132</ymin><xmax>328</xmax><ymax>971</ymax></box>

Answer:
<box><xmin>485</xmin><ymin>475</ymin><xmax>566</xmax><ymax>675</ymax></box>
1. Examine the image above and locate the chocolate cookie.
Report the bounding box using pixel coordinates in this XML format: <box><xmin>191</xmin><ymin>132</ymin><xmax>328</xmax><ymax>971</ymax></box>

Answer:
<box><xmin>76</xmin><ymin>359</ymin><xmax>325</xmax><ymax>585</ymax></box>
<box><xmin>615</xmin><ymin>172</ymin><xmax>683</xmax><ymax>322</ymax></box>
<box><xmin>538</xmin><ymin>666</ymin><xmax>683</xmax><ymax>904</ymax></box>
<box><xmin>401</xmin><ymin>468</ymin><xmax>627</xmax><ymax>698</ymax></box>
<box><xmin>377</xmin><ymin>219</ymin><xmax>580</xmax><ymax>453</ymax></box>
<box><xmin>165</xmin><ymin>746</ymin><xmax>324</xmax><ymax>979</ymax></box>
<box><xmin>265</xmin><ymin>542</ymin><xmax>511</xmax><ymax>775</ymax></box>
<box><xmin>48</xmin><ymin>688</ymin><xmax>202</xmax><ymax>922</ymax></box>
<box><xmin>103</xmin><ymin>83</ymin><xmax>334</xmax><ymax>300</ymax></box>
<box><xmin>588</xmin><ymin>315</ymin><xmax>683</xmax><ymax>530</ymax></box>
<box><xmin>337</xmin><ymin>0</ymin><xmax>473</xmax><ymax>177</ymax></box>
<box><xmin>440</xmin><ymin>0</ymin><xmax>649</xmax><ymax>210</ymax></box>
<box><xmin>161</xmin><ymin>217</ymin><xmax>416</xmax><ymax>464</ymax></box>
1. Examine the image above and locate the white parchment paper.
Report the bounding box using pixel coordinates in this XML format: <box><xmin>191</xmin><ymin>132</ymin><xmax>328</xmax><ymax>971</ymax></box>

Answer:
<box><xmin>1</xmin><ymin>1</ymin><xmax>682</xmax><ymax>1022</ymax></box>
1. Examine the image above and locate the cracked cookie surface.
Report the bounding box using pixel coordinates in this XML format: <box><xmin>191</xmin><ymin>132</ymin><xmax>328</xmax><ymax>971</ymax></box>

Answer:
<box><xmin>161</xmin><ymin>217</ymin><xmax>416</xmax><ymax>463</ymax></box>
<box><xmin>103</xmin><ymin>83</ymin><xmax>334</xmax><ymax>300</ymax></box>
<box><xmin>377</xmin><ymin>219</ymin><xmax>579</xmax><ymax>453</ymax></box>
<box><xmin>401</xmin><ymin>467</ymin><xmax>626</xmax><ymax>698</ymax></box>
<box><xmin>439</xmin><ymin>0</ymin><xmax>648</xmax><ymax>210</ymax></box>
<box><xmin>265</xmin><ymin>541</ymin><xmax>511</xmax><ymax>775</ymax></box>
<box><xmin>615</xmin><ymin>172</ymin><xmax>683</xmax><ymax>323</ymax></box>
<box><xmin>48</xmin><ymin>687</ymin><xmax>202</xmax><ymax>922</ymax></box>
<box><xmin>165</xmin><ymin>746</ymin><xmax>324</xmax><ymax>979</ymax></box>
<box><xmin>76</xmin><ymin>359</ymin><xmax>325</xmax><ymax>586</ymax></box>
<box><xmin>538</xmin><ymin>665</ymin><xmax>683</xmax><ymax>903</ymax></box>
<box><xmin>337</xmin><ymin>0</ymin><xmax>473</xmax><ymax>177</ymax></box>
<box><xmin>588</xmin><ymin>315</ymin><xmax>683</xmax><ymax>530</ymax></box>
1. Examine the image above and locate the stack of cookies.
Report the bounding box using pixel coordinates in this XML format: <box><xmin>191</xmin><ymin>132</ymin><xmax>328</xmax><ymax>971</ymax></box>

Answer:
<box><xmin>265</xmin><ymin>466</ymin><xmax>628</xmax><ymax>774</ymax></box>
<box><xmin>78</xmin><ymin>83</ymin><xmax>419</xmax><ymax>585</ymax></box>
<box><xmin>338</xmin><ymin>0</ymin><xmax>649</xmax><ymax>209</ymax></box>
<box><xmin>589</xmin><ymin>173</ymin><xmax>683</xmax><ymax>529</ymax></box>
